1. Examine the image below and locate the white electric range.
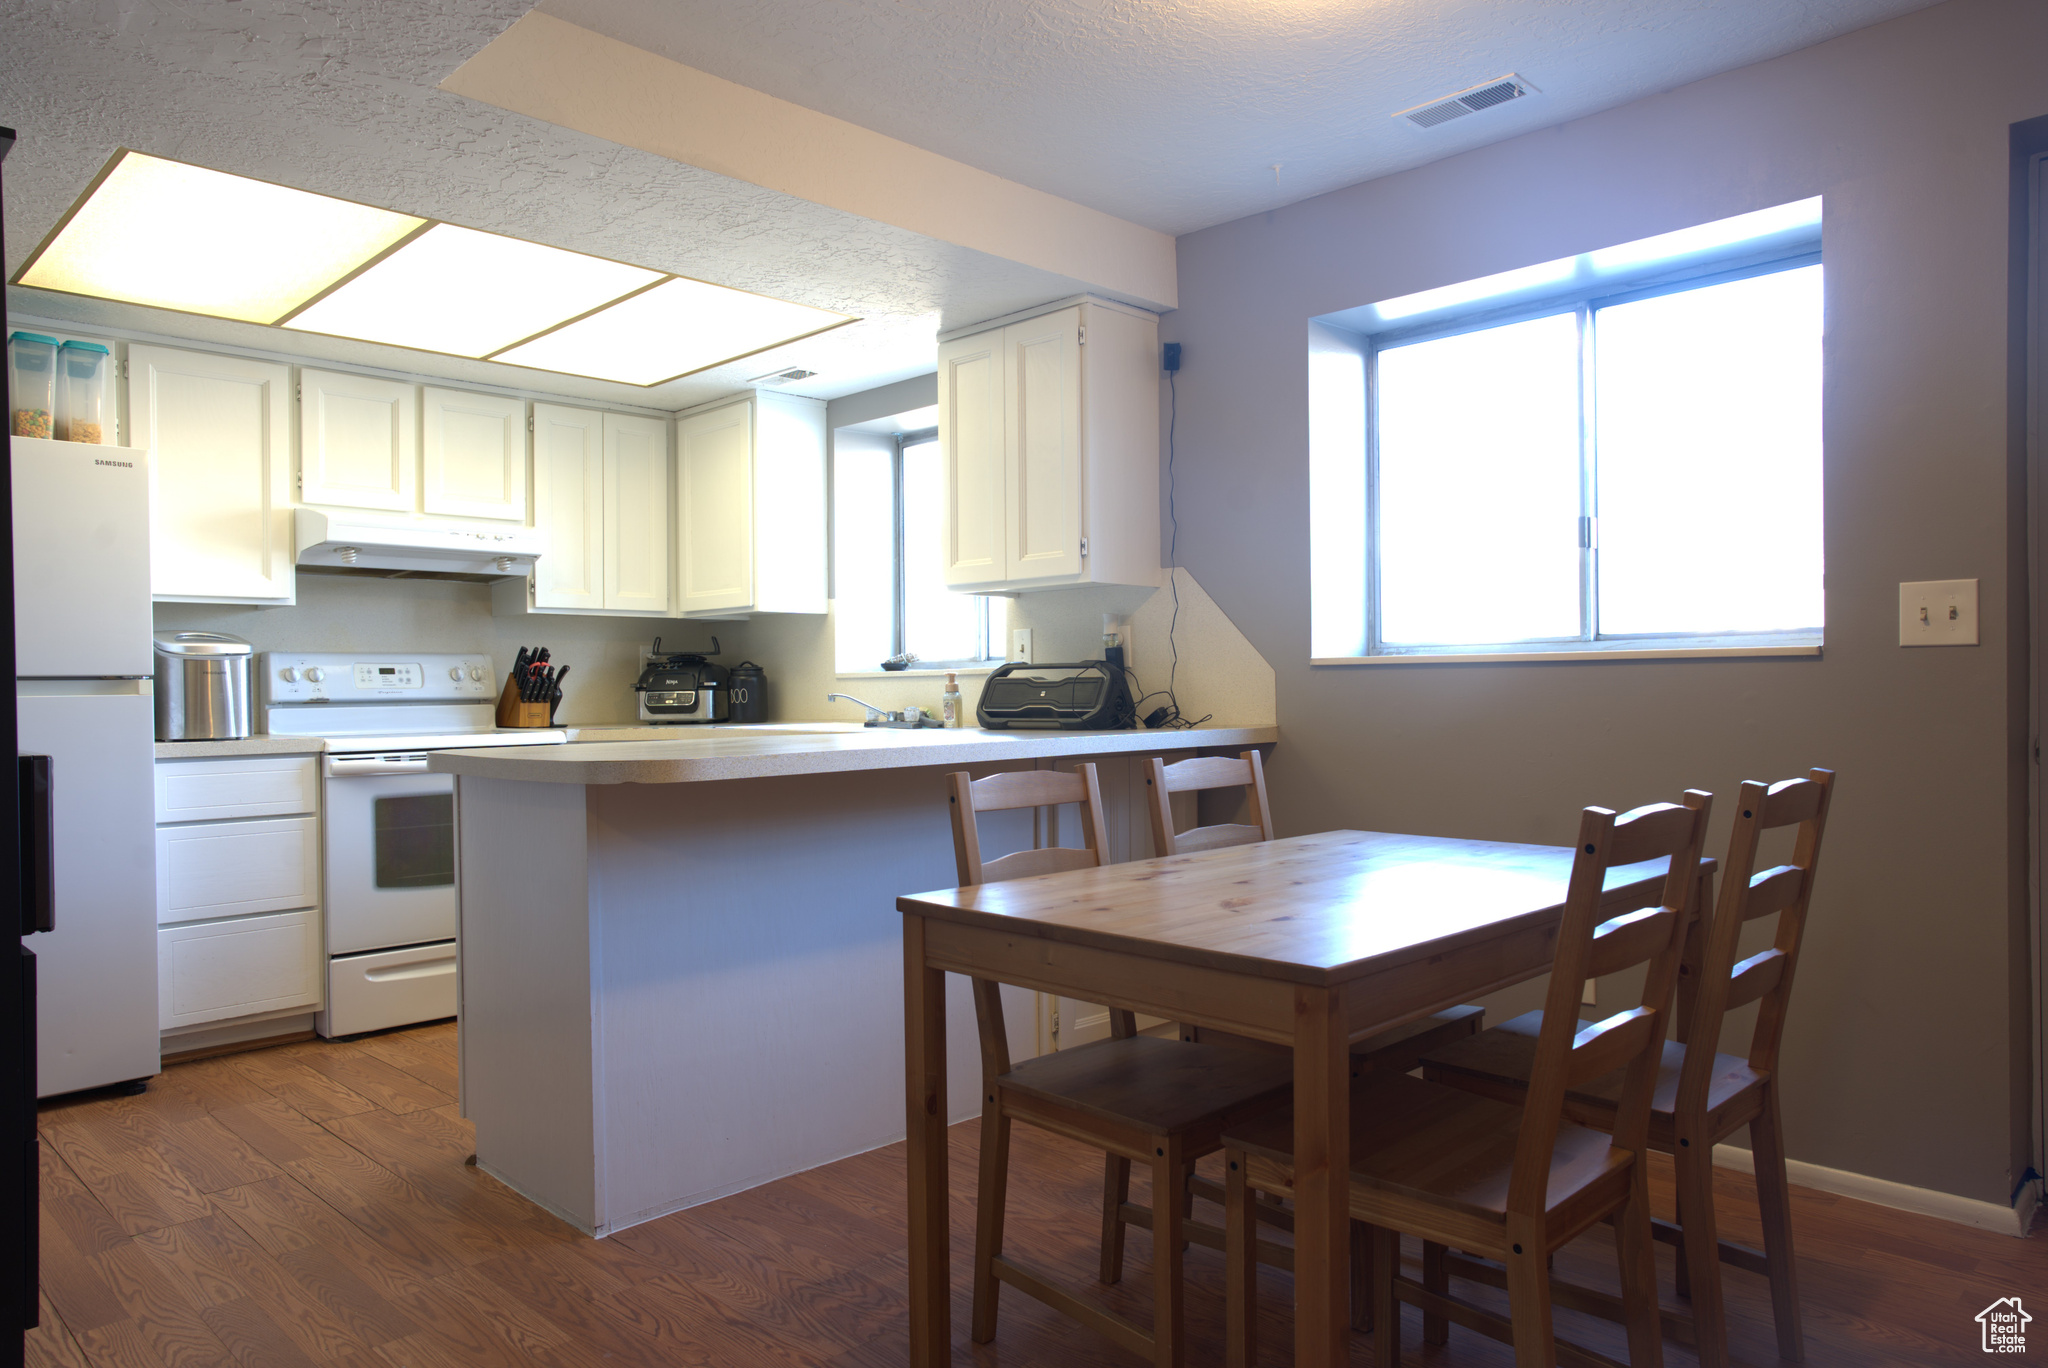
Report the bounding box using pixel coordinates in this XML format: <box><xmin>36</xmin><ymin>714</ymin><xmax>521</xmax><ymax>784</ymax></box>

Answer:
<box><xmin>261</xmin><ymin>652</ymin><xmax>566</xmax><ymax>1037</ymax></box>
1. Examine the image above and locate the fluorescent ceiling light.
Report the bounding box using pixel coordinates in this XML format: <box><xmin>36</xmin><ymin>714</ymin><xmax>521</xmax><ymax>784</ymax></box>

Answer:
<box><xmin>283</xmin><ymin>224</ymin><xmax>663</xmax><ymax>358</ymax></box>
<box><xmin>494</xmin><ymin>277</ymin><xmax>854</xmax><ymax>386</ymax></box>
<box><xmin>1588</xmin><ymin>197</ymin><xmax>1823</xmax><ymax>271</ymax></box>
<box><xmin>17</xmin><ymin>152</ymin><xmax>422</xmax><ymax>324</ymax></box>
<box><xmin>1373</xmin><ymin>257</ymin><xmax>1577</xmax><ymax>322</ymax></box>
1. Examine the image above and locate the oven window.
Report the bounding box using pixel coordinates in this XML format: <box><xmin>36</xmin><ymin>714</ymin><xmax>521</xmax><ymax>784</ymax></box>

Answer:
<box><xmin>373</xmin><ymin>794</ymin><xmax>455</xmax><ymax>889</ymax></box>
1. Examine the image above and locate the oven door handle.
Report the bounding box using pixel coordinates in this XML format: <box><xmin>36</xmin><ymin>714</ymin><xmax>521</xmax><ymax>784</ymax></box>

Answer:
<box><xmin>325</xmin><ymin>754</ymin><xmax>435</xmax><ymax>777</ymax></box>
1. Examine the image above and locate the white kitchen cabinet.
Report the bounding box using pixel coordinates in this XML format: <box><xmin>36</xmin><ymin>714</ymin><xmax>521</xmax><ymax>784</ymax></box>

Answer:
<box><xmin>156</xmin><ymin>815</ymin><xmax>321</xmax><ymax>926</ymax></box>
<box><xmin>674</xmin><ymin>390</ymin><xmax>826</xmax><ymax>617</ymax></box>
<box><xmin>531</xmin><ymin>402</ymin><xmax>605</xmax><ymax>611</ymax></box>
<box><xmin>299</xmin><ymin>368</ymin><xmax>416</xmax><ymax>512</ymax></box>
<box><xmin>154</xmin><ymin>755</ymin><xmax>319</xmax><ymax>824</ymax></box>
<box><xmin>158</xmin><ymin>910</ymin><xmax>322</xmax><ymax>1030</ymax></box>
<box><xmin>937</xmin><ymin>297</ymin><xmax>1161</xmax><ymax>592</ymax></box>
<box><xmin>423</xmin><ymin>386</ymin><xmax>527</xmax><ymax>522</ymax></box>
<box><xmin>602</xmin><ymin>412</ymin><xmax>671</xmax><ymax>614</ymax></box>
<box><xmin>128</xmin><ymin>344</ymin><xmax>295</xmax><ymax>603</ymax></box>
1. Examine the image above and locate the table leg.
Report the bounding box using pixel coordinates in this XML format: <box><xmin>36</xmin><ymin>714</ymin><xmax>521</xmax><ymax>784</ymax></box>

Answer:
<box><xmin>1292</xmin><ymin>984</ymin><xmax>1350</xmax><ymax>1368</ymax></box>
<box><xmin>905</xmin><ymin>914</ymin><xmax>951</xmax><ymax>1366</ymax></box>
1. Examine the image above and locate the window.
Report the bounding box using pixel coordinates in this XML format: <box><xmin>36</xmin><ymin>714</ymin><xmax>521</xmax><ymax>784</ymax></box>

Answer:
<box><xmin>1311</xmin><ymin>199</ymin><xmax>1825</xmax><ymax>661</ymax></box>
<box><xmin>834</xmin><ymin>426</ymin><xmax>1006</xmax><ymax>671</ymax></box>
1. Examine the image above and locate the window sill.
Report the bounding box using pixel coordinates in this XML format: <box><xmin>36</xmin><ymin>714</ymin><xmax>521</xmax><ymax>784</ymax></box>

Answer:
<box><xmin>834</xmin><ymin>667</ymin><xmax>1002</xmax><ymax>679</ymax></box>
<box><xmin>1313</xmin><ymin>641</ymin><xmax>1822</xmax><ymax>666</ymax></box>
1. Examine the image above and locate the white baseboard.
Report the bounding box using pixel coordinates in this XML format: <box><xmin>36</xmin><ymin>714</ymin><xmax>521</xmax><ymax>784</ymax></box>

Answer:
<box><xmin>1713</xmin><ymin>1143</ymin><xmax>2035</xmax><ymax>1236</ymax></box>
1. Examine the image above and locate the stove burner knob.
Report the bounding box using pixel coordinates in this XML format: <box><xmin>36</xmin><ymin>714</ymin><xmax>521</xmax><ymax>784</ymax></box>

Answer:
<box><xmin>449</xmin><ymin>667</ymin><xmax>464</xmax><ymax>682</ymax></box>
<box><xmin>469</xmin><ymin>666</ymin><xmax>484</xmax><ymax>681</ymax></box>
<box><xmin>279</xmin><ymin>667</ymin><xmax>298</xmax><ymax>683</ymax></box>
<box><xmin>305</xmin><ymin>667</ymin><xmax>324</xmax><ymax>683</ymax></box>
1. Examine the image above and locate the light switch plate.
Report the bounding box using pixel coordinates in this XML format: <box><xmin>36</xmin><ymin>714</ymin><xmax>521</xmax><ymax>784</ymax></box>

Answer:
<box><xmin>1899</xmin><ymin>579</ymin><xmax>1979</xmax><ymax>646</ymax></box>
<box><xmin>1009</xmin><ymin>628</ymin><xmax>1033</xmax><ymax>665</ymax></box>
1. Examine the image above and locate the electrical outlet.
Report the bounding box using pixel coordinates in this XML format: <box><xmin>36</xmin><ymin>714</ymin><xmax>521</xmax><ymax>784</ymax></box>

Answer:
<box><xmin>1009</xmin><ymin>628</ymin><xmax>1033</xmax><ymax>665</ymax></box>
<box><xmin>1899</xmin><ymin>579</ymin><xmax>1979</xmax><ymax>646</ymax></box>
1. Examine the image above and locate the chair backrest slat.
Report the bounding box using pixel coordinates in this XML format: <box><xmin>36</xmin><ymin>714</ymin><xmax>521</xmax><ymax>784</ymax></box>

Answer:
<box><xmin>1508</xmin><ymin>790</ymin><xmax>1713</xmax><ymax>1217</ymax></box>
<box><xmin>1675</xmin><ymin>768</ymin><xmax>1834</xmax><ymax>1111</ymax></box>
<box><xmin>1146</xmin><ymin>750</ymin><xmax>1275</xmax><ymax>858</ymax></box>
<box><xmin>946</xmin><ymin>763</ymin><xmax>1119</xmax><ymax>1073</ymax></box>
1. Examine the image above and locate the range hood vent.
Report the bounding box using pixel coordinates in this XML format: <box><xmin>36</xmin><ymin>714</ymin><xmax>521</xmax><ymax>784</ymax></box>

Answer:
<box><xmin>295</xmin><ymin>507</ymin><xmax>544</xmax><ymax>577</ymax></box>
<box><xmin>1396</xmin><ymin>75</ymin><xmax>1535</xmax><ymax>129</ymax></box>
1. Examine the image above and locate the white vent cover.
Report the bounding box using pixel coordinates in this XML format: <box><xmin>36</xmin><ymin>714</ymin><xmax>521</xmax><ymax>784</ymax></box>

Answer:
<box><xmin>1395</xmin><ymin>75</ymin><xmax>1536</xmax><ymax>129</ymax></box>
<box><xmin>749</xmin><ymin>366</ymin><xmax>818</xmax><ymax>385</ymax></box>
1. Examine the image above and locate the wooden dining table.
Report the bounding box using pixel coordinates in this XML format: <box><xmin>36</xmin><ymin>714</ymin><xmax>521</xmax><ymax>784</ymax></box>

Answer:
<box><xmin>897</xmin><ymin>827</ymin><xmax>1715</xmax><ymax>1368</ymax></box>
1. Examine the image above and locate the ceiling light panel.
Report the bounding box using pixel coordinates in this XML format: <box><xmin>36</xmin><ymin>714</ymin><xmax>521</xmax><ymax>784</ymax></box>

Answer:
<box><xmin>494</xmin><ymin>277</ymin><xmax>853</xmax><ymax>386</ymax></box>
<box><xmin>284</xmin><ymin>224</ymin><xmax>664</xmax><ymax>358</ymax></box>
<box><xmin>17</xmin><ymin>152</ymin><xmax>423</xmax><ymax>324</ymax></box>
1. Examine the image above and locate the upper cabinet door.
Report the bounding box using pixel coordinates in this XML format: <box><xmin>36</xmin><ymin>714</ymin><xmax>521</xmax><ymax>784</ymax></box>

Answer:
<box><xmin>675</xmin><ymin>400</ymin><xmax>755</xmax><ymax>615</ymax></box>
<box><xmin>299</xmin><ymin>369</ymin><xmax>416</xmax><ymax>513</ymax></box>
<box><xmin>1003</xmin><ymin>307</ymin><xmax>1084</xmax><ymax>584</ymax></box>
<box><xmin>938</xmin><ymin>330</ymin><xmax>1007</xmax><ymax>589</ymax></box>
<box><xmin>532</xmin><ymin>403</ymin><xmax>605</xmax><ymax>612</ymax></box>
<box><xmin>601</xmin><ymin>413</ymin><xmax>670</xmax><ymax>614</ymax></box>
<box><xmin>128</xmin><ymin>344</ymin><xmax>294</xmax><ymax>603</ymax></box>
<box><xmin>422</xmin><ymin>387</ymin><xmax>526</xmax><ymax>522</ymax></box>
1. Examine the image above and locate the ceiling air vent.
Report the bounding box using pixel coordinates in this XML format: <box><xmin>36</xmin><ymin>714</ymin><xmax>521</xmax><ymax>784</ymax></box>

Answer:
<box><xmin>1395</xmin><ymin>75</ymin><xmax>1536</xmax><ymax>130</ymax></box>
<box><xmin>749</xmin><ymin>367</ymin><xmax>818</xmax><ymax>386</ymax></box>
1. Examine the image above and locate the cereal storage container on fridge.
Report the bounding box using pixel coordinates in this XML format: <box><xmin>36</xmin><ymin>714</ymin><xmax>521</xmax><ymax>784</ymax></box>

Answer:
<box><xmin>8</xmin><ymin>332</ymin><xmax>56</xmax><ymax>440</ymax></box>
<box><xmin>56</xmin><ymin>341</ymin><xmax>110</xmax><ymax>444</ymax></box>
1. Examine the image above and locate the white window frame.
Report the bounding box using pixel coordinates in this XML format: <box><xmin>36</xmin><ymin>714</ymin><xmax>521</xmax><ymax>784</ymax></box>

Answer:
<box><xmin>889</xmin><ymin>428</ymin><xmax>999</xmax><ymax>668</ymax></box>
<box><xmin>1318</xmin><ymin>248</ymin><xmax>1826</xmax><ymax>665</ymax></box>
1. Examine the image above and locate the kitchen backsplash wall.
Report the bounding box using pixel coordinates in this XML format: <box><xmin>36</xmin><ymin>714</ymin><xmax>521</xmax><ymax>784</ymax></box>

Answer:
<box><xmin>152</xmin><ymin>564</ymin><xmax>1274</xmax><ymax>730</ymax></box>
<box><xmin>152</xmin><ymin>573</ymin><xmax>667</xmax><ymax>725</ymax></box>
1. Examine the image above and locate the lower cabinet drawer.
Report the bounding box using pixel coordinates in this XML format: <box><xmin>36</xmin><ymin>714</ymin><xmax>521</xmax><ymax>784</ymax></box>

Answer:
<box><xmin>320</xmin><ymin>943</ymin><xmax>457</xmax><ymax>1038</ymax></box>
<box><xmin>157</xmin><ymin>816</ymin><xmax>319</xmax><ymax>925</ymax></box>
<box><xmin>158</xmin><ymin>911</ymin><xmax>322</xmax><ymax>1030</ymax></box>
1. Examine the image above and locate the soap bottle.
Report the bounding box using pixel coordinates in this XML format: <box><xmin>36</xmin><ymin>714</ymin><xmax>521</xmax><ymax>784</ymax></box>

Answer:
<box><xmin>941</xmin><ymin>672</ymin><xmax>962</xmax><ymax>728</ymax></box>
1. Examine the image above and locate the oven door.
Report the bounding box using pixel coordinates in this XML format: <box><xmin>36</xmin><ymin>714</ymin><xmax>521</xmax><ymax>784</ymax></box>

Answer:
<box><xmin>323</xmin><ymin>754</ymin><xmax>458</xmax><ymax>956</ymax></box>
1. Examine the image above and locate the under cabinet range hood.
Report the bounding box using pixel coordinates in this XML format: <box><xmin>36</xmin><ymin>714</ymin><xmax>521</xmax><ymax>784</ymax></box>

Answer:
<box><xmin>295</xmin><ymin>507</ymin><xmax>545</xmax><ymax>577</ymax></box>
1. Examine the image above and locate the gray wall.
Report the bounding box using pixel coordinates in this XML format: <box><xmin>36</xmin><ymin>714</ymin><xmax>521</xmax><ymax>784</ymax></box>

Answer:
<box><xmin>1165</xmin><ymin>0</ymin><xmax>2047</xmax><ymax>1205</ymax></box>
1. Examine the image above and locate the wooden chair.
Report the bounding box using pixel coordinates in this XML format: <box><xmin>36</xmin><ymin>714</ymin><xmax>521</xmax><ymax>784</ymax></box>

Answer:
<box><xmin>1223</xmin><ymin>791</ymin><xmax>1714</xmax><ymax>1368</ymax></box>
<box><xmin>948</xmin><ymin>764</ymin><xmax>1293</xmax><ymax>1368</ymax></box>
<box><xmin>1422</xmin><ymin>770</ymin><xmax>1833</xmax><ymax>1367</ymax></box>
<box><xmin>1147</xmin><ymin>749</ymin><xmax>1486</xmax><ymax>1330</ymax></box>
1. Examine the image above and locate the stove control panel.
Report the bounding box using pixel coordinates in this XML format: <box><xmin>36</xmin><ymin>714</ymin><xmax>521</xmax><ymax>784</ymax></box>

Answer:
<box><xmin>261</xmin><ymin>652</ymin><xmax>496</xmax><ymax>705</ymax></box>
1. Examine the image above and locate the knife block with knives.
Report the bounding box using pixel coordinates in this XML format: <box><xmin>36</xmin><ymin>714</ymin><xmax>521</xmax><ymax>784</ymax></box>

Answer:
<box><xmin>499</xmin><ymin>646</ymin><xmax>567</xmax><ymax>727</ymax></box>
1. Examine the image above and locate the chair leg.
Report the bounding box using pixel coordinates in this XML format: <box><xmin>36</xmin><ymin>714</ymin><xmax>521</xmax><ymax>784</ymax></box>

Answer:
<box><xmin>1504</xmin><ymin>1222</ymin><xmax>1558</xmax><ymax>1368</ymax></box>
<box><xmin>1349</xmin><ymin>1218</ymin><xmax>1372</xmax><ymax>1332</ymax></box>
<box><xmin>1183</xmin><ymin>1159</ymin><xmax>1197</xmax><ymax>1250</ymax></box>
<box><xmin>1150</xmin><ymin>1139</ymin><xmax>1186</xmax><ymax>1368</ymax></box>
<box><xmin>1100</xmin><ymin>1153</ymin><xmax>1131</xmax><ymax>1284</ymax></box>
<box><xmin>1750</xmin><ymin>1085</ymin><xmax>1806</xmax><ymax>1362</ymax></box>
<box><xmin>971</xmin><ymin>1099</ymin><xmax>1012</xmax><ymax>1344</ymax></box>
<box><xmin>1673</xmin><ymin>1136</ymin><xmax>1728</xmax><ymax>1368</ymax></box>
<box><xmin>1422</xmin><ymin>1241</ymin><xmax>1449</xmax><ymax>1346</ymax></box>
<box><xmin>1225</xmin><ymin>1152</ymin><xmax>1257</xmax><ymax>1368</ymax></box>
<box><xmin>1372</xmin><ymin>1224</ymin><xmax>1401</xmax><ymax>1367</ymax></box>
<box><xmin>1613</xmin><ymin>1167</ymin><xmax>1664</xmax><ymax>1368</ymax></box>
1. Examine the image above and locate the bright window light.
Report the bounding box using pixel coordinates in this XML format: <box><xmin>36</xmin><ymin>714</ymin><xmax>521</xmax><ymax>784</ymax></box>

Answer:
<box><xmin>284</xmin><ymin>224</ymin><xmax>662</xmax><ymax>358</ymax></box>
<box><xmin>495</xmin><ymin>277</ymin><xmax>853</xmax><ymax>386</ymax></box>
<box><xmin>16</xmin><ymin>152</ymin><xmax>422</xmax><ymax>324</ymax></box>
<box><xmin>1588</xmin><ymin>197</ymin><xmax>1822</xmax><ymax>272</ymax></box>
<box><xmin>1594</xmin><ymin>265</ymin><xmax>1824</xmax><ymax>634</ymax></box>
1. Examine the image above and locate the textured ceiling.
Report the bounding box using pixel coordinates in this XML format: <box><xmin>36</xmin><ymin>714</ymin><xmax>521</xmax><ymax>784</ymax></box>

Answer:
<box><xmin>540</xmin><ymin>0</ymin><xmax>1944</xmax><ymax>235</ymax></box>
<box><xmin>0</xmin><ymin>0</ymin><xmax>1097</xmax><ymax>407</ymax></box>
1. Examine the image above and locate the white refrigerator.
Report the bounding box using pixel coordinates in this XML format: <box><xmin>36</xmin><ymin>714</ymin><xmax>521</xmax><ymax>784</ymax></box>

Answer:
<box><xmin>13</xmin><ymin>436</ymin><xmax>158</xmax><ymax>1096</ymax></box>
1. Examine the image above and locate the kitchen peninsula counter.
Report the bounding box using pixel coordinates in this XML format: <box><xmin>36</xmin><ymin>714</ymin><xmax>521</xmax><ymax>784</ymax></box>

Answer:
<box><xmin>432</xmin><ymin>722</ymin><xmax>1278</xmax><ymax>784</ymax></box>
<box><xmin>442</xmin><ymin>721</ymin><xmax>1278</xmax><ymax>1237</ymax></box>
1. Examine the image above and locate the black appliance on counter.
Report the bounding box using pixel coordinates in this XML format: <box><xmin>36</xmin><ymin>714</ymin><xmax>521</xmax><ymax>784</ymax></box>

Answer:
<box><xmin>975</xmin><ymin>660</ymin><xmax>1135</xmax><ymax>730</ymax></box>
<box><xmin>635</xmin><ymin>638</ymin><xmax>730</xmax><ymax>724</ymax></box>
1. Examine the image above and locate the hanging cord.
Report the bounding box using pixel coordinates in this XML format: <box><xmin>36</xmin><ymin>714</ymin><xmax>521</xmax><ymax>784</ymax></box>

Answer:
<box><xmin>1119</xmin><ymin>368</ymin><xmax>1207</xmax><ymax>730</ymax></box>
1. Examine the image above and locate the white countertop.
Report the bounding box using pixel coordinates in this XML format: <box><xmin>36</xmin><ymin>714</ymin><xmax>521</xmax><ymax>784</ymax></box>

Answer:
<box><xmin>154</xmin><ymin>735</ymin><xmax>328</xmax><ymax>759</ymax></box>
<box><xmin>431</xmin><ymin>723</ymin><xmax>1280</xmax><ymax>785</ymax></box>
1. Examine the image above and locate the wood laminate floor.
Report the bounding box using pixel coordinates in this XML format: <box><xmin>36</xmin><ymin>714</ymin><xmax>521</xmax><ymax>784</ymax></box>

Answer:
<box><xmin>28</xmin><ymin>1023</ymin><xmax>2046</xmax><ymax>1367</ymax></box>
